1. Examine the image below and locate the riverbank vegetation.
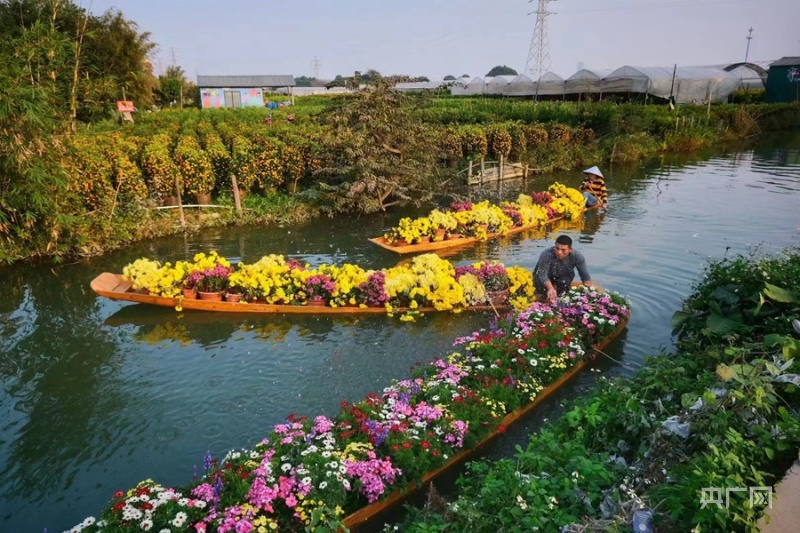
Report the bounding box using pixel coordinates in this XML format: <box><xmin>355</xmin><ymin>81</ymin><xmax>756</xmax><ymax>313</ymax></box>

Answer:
<box><xmin>3</xmin><ymin>3</ymin><xmax>800</xmax><ymax>264</ymax></box>
<box><xmin>398</xmin><ymin>250</ymin><xmax>800</xmax><ymax>532</ymax></box>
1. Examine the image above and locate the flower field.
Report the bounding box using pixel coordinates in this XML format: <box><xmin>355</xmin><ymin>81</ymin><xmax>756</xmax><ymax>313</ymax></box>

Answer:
<box><xmin>122</xmin><ymin>252</ymin><xmax>539</xmax><ymax>318</ymax></box>
<box><xmin>65</xmin><ymin>286</ymin><xmax>629</xmax><ymax>533</ymax></box>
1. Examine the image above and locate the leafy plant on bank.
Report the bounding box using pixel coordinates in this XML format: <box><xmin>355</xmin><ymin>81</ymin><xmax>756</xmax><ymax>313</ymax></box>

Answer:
<box><xmin>400</xmin><ymin>249</ymin><xmax>800</xmax><ymax>533</ymax></box>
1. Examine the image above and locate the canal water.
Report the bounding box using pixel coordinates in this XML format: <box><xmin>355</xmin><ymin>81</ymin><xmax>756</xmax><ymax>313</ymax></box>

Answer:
<box><xmin>1</xmin><ymin>134</ymin><xmax>799</xmax><ymax>532</ymax></box>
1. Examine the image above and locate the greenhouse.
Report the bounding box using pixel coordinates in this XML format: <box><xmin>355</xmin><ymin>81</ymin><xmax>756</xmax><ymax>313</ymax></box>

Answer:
<box><xmin>597</xmin><ymin>65</ymin><xmax>740</xmax><ymax>103</ymax></box>
<box><xmin>564</xmin><ymin>68</ymin><xmax>613</xmax><ymax>95</ymax></box>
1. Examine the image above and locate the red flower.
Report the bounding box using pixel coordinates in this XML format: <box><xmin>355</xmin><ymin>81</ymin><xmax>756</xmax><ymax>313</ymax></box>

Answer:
<box><xmin>432</xmin><ymin>449</ymin><xmax>441</xmax><ymax>457</ymax></box>
<box><xmin>113</xmin><ymin>490</ymin><xmax>124</xmax><ymax>499</ymax></box>
<box><xmin>497</xmin><ymin>425</ymin><xmax>507</xmax><ymax>434</ymax></box>
<box><xmin>391</xmin><ymin>445</ymin><xmax>400</xmax><ymax>451</ymax></box>
<box><xmin>113</xmin><ymin>501</ymin><xmax>125</xmax><ymax>512</ymax></box>
<box><xmin>402</xmin><ymin>441</ymin><xmax>412</xmax><ymax>449</ymax></box>
<box><xmin>142</xmin><ymin>502</ymin><xmax>153</xmax><ymax>510</ymax></box>
<box><xmin>136</xmin><ymin>487</ymin><xmax>150</xmax><ymax>496</ymax></box>
<box><xmin>421</xmin><ymin>441</ymin><xmax>431</xmax><ymax>450</ymax></box>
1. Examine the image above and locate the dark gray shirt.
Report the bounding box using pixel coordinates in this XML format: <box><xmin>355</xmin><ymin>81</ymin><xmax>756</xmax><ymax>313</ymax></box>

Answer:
<box><xmin>534</xmin><ymin>247</ymin><xmax>591</xmax><ymax>295</ymax></box>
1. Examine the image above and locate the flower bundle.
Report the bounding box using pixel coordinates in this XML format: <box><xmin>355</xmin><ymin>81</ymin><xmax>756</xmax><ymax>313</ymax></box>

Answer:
<box><xmin>123</xmin><ymin>252</ymin><xmax>231</xmax><ymax>298</ymax></box>
<box><xmin>185</xmin><ymin>264</ymin><xmax>233</xmax><ymax>293</ymax></box>
<box><xmin>302</xmin><ymin>273</ymin><xmax>337</xmax><ymax>302</ymax></box>
<box><xmin>68</xmin><ymin>289</ymin><xmax>629</xmax><ymax>533</ymax></box>
<box><xmin>382</xmin><ymin>182</ymin><xmax>585</xmax><ymax>246</ymax></box>
<box><xmin>456</xmin><ymin>262</ymin><xmax>511</xmax><ymax>292</ymax></box>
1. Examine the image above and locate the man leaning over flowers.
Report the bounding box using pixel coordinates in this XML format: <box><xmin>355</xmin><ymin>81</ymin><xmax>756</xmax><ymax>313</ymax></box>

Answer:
<box><xmin>534</xmin><ymin>234</ymin><xmax>598</xmax><ymax>302</ymax></box>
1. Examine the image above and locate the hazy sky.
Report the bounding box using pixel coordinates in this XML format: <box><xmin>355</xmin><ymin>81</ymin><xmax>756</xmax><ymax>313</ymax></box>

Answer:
<box><xmin>86</xmin><ymin>0</ymin><xmax>797</xmax><ymax>80</ymax></box>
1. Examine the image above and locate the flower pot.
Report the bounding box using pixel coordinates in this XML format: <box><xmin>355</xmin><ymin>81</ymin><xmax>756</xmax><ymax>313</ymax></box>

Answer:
<box><xmin>433</xmin><ymin>228</ymin><xmax>447</xmax><ymax>242</ymax></box>
<box><xmin>446</xmin><ymin>232</ymin><xmax>463</xmax><ymax>240</ymax></box>
<box><xmin>163</xmin><ymin>195</ymin><xmax>181</xmax><ymax>207</ymax></box>
<box><xmin>225</xmin><ymin>293</ymin><xmax>242</xmax><ymax>303</ymax></box>
<box><xmin>196</xmin><ymin>192</ymin><xmax>212</xmax><ymax>205</ymax></box>
<box><xmin>197</xmin><ymin>291</ymin><xmax>224</xmax><ymax>301</ymax></box>
<box><xmin>305</xmin><ymin>299</ymin><xmax>327</xmax><ymax>307</ymax></box>
<box><xmin>417</xmin><ymin>236</ymin><xmax>431</xmax><ymax>244</ymax></box>
<box><xmin>391</xmin><ymin>239</ymin><xmax>409</xmax><ymax>247</ymax></box>
<box><xmin>182</xmin><ymin>288</ymin><xmax>197</xmax><ymax>299</ymax></box>
<box><xmin>486</xmin><ymin>289</ymin><xmax>510</xmax><ymax>307</ymax></box>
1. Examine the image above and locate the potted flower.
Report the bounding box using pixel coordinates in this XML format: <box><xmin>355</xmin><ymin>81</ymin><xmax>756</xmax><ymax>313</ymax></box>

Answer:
<box><xmin>358</xmin><ymin>272</ymin><xmax>389</xmax><ymax>307</ymax></box>
<box><xmin>458</xmin><ymin>262</ymin><xmax>510</xmax><ymax>306</ymax></box>
<box><xmin>186</xmin><ymin>264</ymin><xmax>233</xmax><ymax>301</ymax></box>
<box><xmin>303</xmin><ymin>273</ymin><xmax>336</xmax><ymax>306</ymax></box>
<box><xmin>428</xmin><ymin>209</ymin><xmax>458</xmax><ymax>241</ymax></box>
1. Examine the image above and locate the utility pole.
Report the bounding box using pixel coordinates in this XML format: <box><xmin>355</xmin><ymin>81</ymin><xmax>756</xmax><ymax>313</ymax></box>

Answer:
<box><xmin>311</xmin><ymin>56</ymin><xmax>321</xmax><ymax>79</ymax></box>
<box><xmin>524</xmin><ymin>0</ymin><xmax>557</xmax><ymax>80</ymax></box>
<box><xmin>744</xmin><ymin>27</ymin><xmax>753</xmax><ymax>63</ymax></box>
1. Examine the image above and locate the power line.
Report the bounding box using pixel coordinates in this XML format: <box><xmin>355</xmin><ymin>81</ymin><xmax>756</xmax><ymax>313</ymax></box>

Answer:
<box><xmin>311</xmin><ymin>56</ymin><xmax>321</xmax><ymax>79</ymax></box>
<box><xmin>525</xmin><ymin>0</ymin><xmax>557</xmax><ymax>80</ymax></box>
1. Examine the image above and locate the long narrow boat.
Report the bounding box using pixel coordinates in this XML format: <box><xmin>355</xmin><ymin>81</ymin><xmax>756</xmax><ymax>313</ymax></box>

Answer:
<box><xmin>369</xmin><ymin>206</ymin><xmax>599</xmax><ymax>255</ymax></box>
<box><xmin>342</xmin><ymin>314</ymin><xmax>628</xmax><ymax>530</ymax></box>
<box><xmin>90</xmin><ymin>272</ymin><xmax>504</xmax><ymax>314</ymax></box>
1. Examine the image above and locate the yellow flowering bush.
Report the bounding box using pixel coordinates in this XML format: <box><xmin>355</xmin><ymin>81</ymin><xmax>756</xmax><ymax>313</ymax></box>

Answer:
<box><xmin>507</xmin><ymin>265</ymin><xmax>536</xmax><ymax>309</ymax></box>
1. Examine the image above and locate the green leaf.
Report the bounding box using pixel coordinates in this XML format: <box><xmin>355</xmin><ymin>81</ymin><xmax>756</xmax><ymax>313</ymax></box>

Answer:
<box><xmin>711</xmin><ymin>285</ymin><xmax>741</xmax><ymax>305</ymax></box>
<box><xmin>706</xmin><ymin>310</ymin><xmax>743</xmax><ymax>335</ymax></box>
<box><xmin>753</xmin><ymin>292</ymin><xmax>765</xmax><ymax>317</ymax></box>
<box><xmin>764</xmin><ymin>283</ymin><xmax>796</xmax><ymax>303</ymax></box>
<box><xmin>708</xmin><ymin>300</ymin><xmax>723</xmax><ymax>315</ymax></box>
<box><xmin>764</xmin><ymin>334</ymin><xmax>784</xmax><ymax>347</ymax></box>
<box><xmin>765</xmin><ymin>447</ymin><xmax>775</xmax><ymax>460</ymax></box>
<box><xmin>765</xmin><ymin>361</ymin><xmax>781</xmax><ymax>376</ymax></box>
<box><xmin>671</xmin><ymin>311</ymin><xmax>693</xmax><ymax>335</ymax></box>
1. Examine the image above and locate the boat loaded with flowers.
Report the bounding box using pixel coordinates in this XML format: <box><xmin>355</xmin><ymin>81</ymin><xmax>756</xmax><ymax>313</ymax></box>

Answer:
<box><xmin>66</xmin><ymin>286</ymin><xmax>629</xmax><ymax>533</ymax></box>
<box><xmin>91</xmin><ymin>251</ymin><xmax>540</xmax><ymax>318</ymax></box>
<box><xmin>369</xmin><ymin>182</ymin><xmax>594</xmax><ymax>254</ymax></box>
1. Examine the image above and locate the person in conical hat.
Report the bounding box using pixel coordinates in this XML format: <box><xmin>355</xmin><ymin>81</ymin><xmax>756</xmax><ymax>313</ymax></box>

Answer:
<box><xmin>579</xmin><ymin>166</ymin><xmax>607</xmax><ymax>209</ymax></box>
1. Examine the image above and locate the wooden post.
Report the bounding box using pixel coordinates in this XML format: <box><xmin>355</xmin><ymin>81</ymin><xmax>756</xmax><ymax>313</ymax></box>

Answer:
<box><xmin>499</xmin><ymin>154</ymin><xmax>504</xmax><ymax>183</ymax></box>
<box><xmin>468</xmin><ymin>160</ymin><xmax>473</xmax><ymax>184</ymax></box>
<box><xmin>231</xmin><ymin>174</ymin><xmax>242</xmax><ymax>215</ymax></box>
<box><xmin>175</xmin><ymin>175</ymin><xmax>185</xmax><ymax>228</ymax></box>
<box><xmin>480</xmin><ymin>157</ymin><xmax>485</xmax><ymax>184</ymax></box>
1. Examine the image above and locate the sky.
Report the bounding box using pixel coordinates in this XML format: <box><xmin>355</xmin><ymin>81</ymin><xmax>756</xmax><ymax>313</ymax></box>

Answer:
<box><xmin>85</xmin><ymin>0</ymin><xmax>798</xmax><ymax>81</ymax></box>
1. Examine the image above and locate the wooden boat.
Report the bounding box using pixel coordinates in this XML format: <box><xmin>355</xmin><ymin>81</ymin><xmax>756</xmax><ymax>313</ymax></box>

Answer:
<box><xmin>90</xmin><ymin>272</ymin><xmax>505</xmax><ymax>314</ymax></box>
<box><xmin>342</xmin><ymin>314</ymin><xmax>628</xmax><ymax>530</ymax></box>
<box><xmin>369</xmin><ymin>206</ymin><xmax>599</xmax><ymax>255</ymax></box>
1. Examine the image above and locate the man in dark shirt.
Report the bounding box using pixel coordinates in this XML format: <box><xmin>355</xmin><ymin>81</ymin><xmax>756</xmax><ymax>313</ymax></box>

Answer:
<box><xmin>534</xmin><ymin>235</ymin><xmax>595</xmax><ymax>302</ymax></box>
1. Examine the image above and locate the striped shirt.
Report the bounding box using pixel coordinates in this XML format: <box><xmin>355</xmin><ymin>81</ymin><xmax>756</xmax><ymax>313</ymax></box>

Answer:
<box><xmin>580</xmin><ymin>176</ymin><xmax>608</xmax><ymax>205</ymax></box>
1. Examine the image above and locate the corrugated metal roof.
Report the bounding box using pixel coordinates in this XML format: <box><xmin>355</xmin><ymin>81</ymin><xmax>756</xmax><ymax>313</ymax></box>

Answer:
<box><xmin>197</xmin><ymin>75</ymin><xmax>296</xmax><ymax>87</ymax></box>
<box><xmin>769</xmin><ymin>57</ymin><xmax>800</xmax><ymax>67</ymax></box>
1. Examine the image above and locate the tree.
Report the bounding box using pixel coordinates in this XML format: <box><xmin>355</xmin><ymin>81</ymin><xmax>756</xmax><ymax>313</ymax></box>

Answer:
<box><xmin>486</xmin><ymin>65</ymin><xmax>518</xmax><ymax>77</ymax></box>
<box><xmin>313</xmin><ymin>80</ymin><xmax>439</xmax><ymax>214</ymax></box>
<box><xmin>294</xmin><ymin>75</ymin><xmax>315</xmax><ymax>87</ymax></box>
<box><xmin>444</xmin><ymin>75</ymin><xmax>456</xmax><ymax>81</ymax></box>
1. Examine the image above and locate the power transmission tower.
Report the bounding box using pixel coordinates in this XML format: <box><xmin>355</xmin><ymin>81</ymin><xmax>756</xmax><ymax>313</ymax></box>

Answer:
<box><xmin>744</xmin><ymin>27</ymin><xmax>753</xmax><ymax>62</ymax></box>
<box><xmin>311</xmin><ymin>56</ymin><xmax>321</xmax><ymax>79</ymax></box>
<box><xmin>524</xmin><ymin>0</ymin><xmax>557</xmax><ymax>80</ymax></box>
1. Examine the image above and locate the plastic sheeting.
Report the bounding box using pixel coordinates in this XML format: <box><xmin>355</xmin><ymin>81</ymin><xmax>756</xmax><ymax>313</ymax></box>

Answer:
<box><xmin>601</xmin><ymin>65</ymin><xmax>740</xmax><ymax>103</ymax></box>
<box><xmin>564</xmin><ymin>68</ymin><xmax>613</xmax><ymax>94</ymax></box>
